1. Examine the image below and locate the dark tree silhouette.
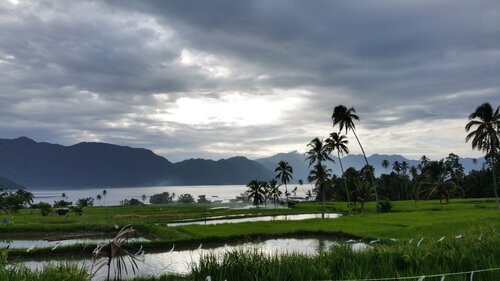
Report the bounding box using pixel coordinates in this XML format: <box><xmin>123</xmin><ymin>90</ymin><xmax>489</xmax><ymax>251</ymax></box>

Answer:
<box><xmin>325</xmin><ymin>132</ymin><xmax>352</xmax><ymax>213</ymax></box>
<box><xmin>465</xmin><ymin>102</ymin><xmax>500</xmax><ymax>209</ymax></box>
<box><xmin>275</xmin><ymin>161</ymin><xmax>293</xmax><ymax>202</ymax></box>
<box><xmin>332</xmin><ymin>105</ymin><xmax>380</xmax><ymax>203</ymax></box>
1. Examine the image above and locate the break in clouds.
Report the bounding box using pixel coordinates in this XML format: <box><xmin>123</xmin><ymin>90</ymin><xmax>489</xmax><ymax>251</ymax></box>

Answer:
<box><xmin>0</xmin><ymin>0</ymin><xmax>499</xmax><ymax>161</ymax></box>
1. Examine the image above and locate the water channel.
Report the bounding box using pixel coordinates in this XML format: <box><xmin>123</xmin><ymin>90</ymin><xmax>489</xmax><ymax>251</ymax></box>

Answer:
<box><xmin>18</xmin><ymin>238</ymin><xmax>369</xmax><ymax>280</ymax></box>
<box><xmin>167</xmin><ymin>213</ymin><xmax>342</xmax><ymax>226</ymax></box>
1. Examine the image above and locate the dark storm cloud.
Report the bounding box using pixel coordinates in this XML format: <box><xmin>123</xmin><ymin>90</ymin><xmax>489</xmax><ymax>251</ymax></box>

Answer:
<box><xmin>0</xmin><ymin>0</ymin><xmax>499</xmax><ymax>160</ymax></box>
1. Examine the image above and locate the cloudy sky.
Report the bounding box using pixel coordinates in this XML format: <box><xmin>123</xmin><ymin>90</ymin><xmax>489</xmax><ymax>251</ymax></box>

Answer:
<box><xmin>1</xmin><ymin>0</ymin><xmax>499</xmax><ymax>162</ymax></box>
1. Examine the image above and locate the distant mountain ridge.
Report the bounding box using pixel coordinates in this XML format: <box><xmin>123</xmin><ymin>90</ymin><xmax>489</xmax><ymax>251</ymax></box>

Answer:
<box><xmin>0</xmin><ymin>137</ymin><xmax>485</xmax><ymax>188</ymax></box>
<box><xmin>0</xmin><ymin>137</ymin><xmax>272</xmax><ymax>188</ymax></box>
<box><xmin>256</xmin><ymin>151</ymin><xmax>485</xmax><ymax>183</ymax></box>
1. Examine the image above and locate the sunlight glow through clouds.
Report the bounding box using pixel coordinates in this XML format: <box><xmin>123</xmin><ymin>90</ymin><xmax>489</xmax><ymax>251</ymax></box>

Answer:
<box><xmin>180</xmin><ymin>48</ymin><xmax>231</xmax><ymax>78</ymax></box>
<box><xmin>154</xmin><ymin>92</ymin><xmax>303</xmax><ymax>127</ymax></box>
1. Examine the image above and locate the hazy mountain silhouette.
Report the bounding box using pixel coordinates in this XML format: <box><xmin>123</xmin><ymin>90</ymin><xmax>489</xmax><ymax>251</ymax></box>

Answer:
<box><xmin>0</xmin><ymin>137</ymin><xmax>273</xmax><ymax>188</ymax></box>
<box><xmin>257</xmin><ymin>151</ymin><xmax>485</xmax><ymax>182</ymax></box>
<box><xmin>0</xmin><ymin>137</ymin><xmax>485</xmax><ymax>188</ymax></box>
<box><xmin>0</xmin><ymin>175</ymin><xmax>22</xmax><ymax>189</ymax></box>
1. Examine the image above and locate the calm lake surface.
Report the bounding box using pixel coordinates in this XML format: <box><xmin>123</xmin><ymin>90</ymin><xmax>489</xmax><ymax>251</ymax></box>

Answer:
<box><xmin>29</xmin><ymin>184</ymin><xmax>313</xmax><ymax>206</ymax></box>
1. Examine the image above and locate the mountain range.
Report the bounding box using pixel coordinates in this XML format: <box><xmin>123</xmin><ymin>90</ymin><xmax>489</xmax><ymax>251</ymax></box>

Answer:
<box><xmin>0</xmin><ymin>137</ymin><xmax>484</xmax><ymax>189</ymax></box>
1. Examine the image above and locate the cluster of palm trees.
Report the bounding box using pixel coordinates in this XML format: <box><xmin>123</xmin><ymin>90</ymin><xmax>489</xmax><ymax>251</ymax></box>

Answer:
<box><xmin>246</xmin><ymin>102</ymin><xmax>499</xmax><ymax>211</ymax></box>
<box><xmin>0</xmin><ymin>189</ymin><xmax>34</xmax><ymax>213</ymax></box>
<box><xmin>245</xmin><ymin>179</ymin><xmax>283</xmax><ymax>208</ymax></box>
<box><xmin>304</xmin><ymin>105</ymin><xmax>378</xmax><ymax>212</ymax></box>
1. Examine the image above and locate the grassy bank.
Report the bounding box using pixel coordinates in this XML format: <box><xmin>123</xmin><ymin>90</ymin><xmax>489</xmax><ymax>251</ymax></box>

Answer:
<box><xmin>187</xmin><ymin>227</ymin><xmax>500</xmax><ymax>281</ymax></box>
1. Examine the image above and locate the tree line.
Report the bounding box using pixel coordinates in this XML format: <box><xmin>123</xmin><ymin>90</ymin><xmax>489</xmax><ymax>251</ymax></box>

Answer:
<box><xmin>246</xmin><ymin>102</ymin><xmax>499</xmax><ymax>212</ymax></box>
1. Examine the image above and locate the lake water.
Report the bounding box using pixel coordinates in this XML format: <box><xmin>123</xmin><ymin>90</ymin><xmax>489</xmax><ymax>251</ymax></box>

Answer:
<box><xmin>19</xmin><ymin>238</ymin><xmax>369</xmax><ymax>280</ymax></box>
<box><xmin>29</xmin><ymin>184</ymin><xmax>313</xmax><ymax>206</ymax></box>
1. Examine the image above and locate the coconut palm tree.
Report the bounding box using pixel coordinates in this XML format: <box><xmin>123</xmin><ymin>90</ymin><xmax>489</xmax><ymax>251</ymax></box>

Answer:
<box><xmin>275</xmin><ymin>161</ymin><xmax>293</xmax><ymax>203</ymax></box>
<box><xmin>246</xmin><ymin>180</ymin><xmax>265</xmax><ymax>209</ymax></box>
<box><xmin>466</xmin><ymin>102</ymin><xmax>500</xmax><ymax>209</ymax></box>
<box><xmin>332</xmin><ymin>105</ymin><xmax>380</xmax><ymax>203</ymax></box>
<box><xmin>381</xmin><ymin>159</ymin><xmax>390</xmax><ymax>173</ymax></box>
<box><xmin>305</xmin><ymin>137</ymin><xmax>334</xmax><ymax>167</ymax></box>
<box><xmin>422</xmin><ymin>160</ymin><xmax>462</xmax><ymax>209</ymax></box>
<box><xmin>325</xmin><ymin>132</ymin><xmax>352</xmax><ymax>213</ymax></box>
<box><xmin>96</xmin><ymin>194</ymin><xmax>102</xmax><ymax>206</ymax></box>
<box><xmin>308</xmin><ymin>163</ymin><xmax>332</xmax><ymax>216</ymax></box>
<box><xmin>268</xmin><ymin>179</ymin><xmax>282</xmax><ymax>208</ymax></box>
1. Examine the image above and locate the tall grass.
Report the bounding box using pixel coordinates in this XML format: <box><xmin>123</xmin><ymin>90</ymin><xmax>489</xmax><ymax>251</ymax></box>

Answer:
<box><xmin>192</xmin><ymin>227</ymin><xmax>500</xmax><ymax>281</ymax></box>
<box><xmin>0</xmin><ymin>263</ymin><xmax>89</xmax><ymax>281</ymax></box>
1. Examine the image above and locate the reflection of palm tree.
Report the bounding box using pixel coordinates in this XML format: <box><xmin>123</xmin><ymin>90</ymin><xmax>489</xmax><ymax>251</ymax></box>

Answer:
<box><xmin>325</xmin><ymin>132</ymin><xmax>352</xmax><ymax>212</ymax></box>
<box><xmin>246</xmin><ymin>180</ymin><xmax>265</xmax><ymax>209</ymax></box>
<box><xmin>308</xmin><ymin>163</ymin><xmax>332</xmax><ymax>216</ymax></box>
<box><xmin>466</xmin><ymin>102</ymin><xmax>500</xmax><ymax>209</ymax></box>
<box><xmin>332</xmin><ymin>105</ymin><xmax>379</xmax><ymax>203</ymax></box>
<box><xmin>275</xmin><ymin>161</ymin><xmax>293</xmax><ymax>202</ymax></box>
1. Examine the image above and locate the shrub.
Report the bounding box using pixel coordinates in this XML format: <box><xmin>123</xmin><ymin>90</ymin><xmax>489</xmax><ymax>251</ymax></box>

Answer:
<box><xmin>149</xmin><ymin>192</ymin><xmax>175</xmax><ymax>204</ymax></box>
<box><xmin>37</xmin><ymin>202</ymin><xmax>52</xmax><ymax>216</ymax></box>
<box><xmin>76</xmin><ymin>197</ymin><xmax>94</xmax><ymax>207</ymax></box>
<box><xmin>378</xmin><ymin>199</ymin><xmax>394</xmax><ymax>213</ymax></box>
<box><xmin>120</xmin><ymin>198</ymin><xmax>143</xmax><ymax>206</ymax></box>
<box><xmin>178</xmin><ymin>193</ymin><xmax>195</xmax><ymax>203</ymax></box>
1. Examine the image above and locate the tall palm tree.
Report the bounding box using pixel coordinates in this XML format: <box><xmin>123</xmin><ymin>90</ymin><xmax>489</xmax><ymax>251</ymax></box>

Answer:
<box><xmin>381</xmin><ymin>159</ymin><xmax>390</xmax><ymax>173</ymax></box>
<box><xmin>268</xmin><ymin>179</ymin><xmax>282</xmax><ymax>208</ymax></box>
<box><xmin>332</xmin><ymin>105</ymin><xmax>380</xmax><ymax>203</ymax></box>
<box><xmin>275</xmin><ymin>161</ymin><xmax>293</xmax><ymax>203</ymax></box>
<box><xmin>102</xmin><ymin>190</ymin><xmax>107</xmax><ymax>206</ymax></box>
<box><xmin>308</xmin><ymin>163</ymin><xmax>332</xmax><ymax>216</ymax></box>
<box><xmin>246</xmin><ymin>180</ymin><xmax>265</xmax><ymax>209</ymax></box>
<box><xmin>325</xmin><ymin>132</ymin><xmax>352</xmax><ymax>213</ymax></box>
<box><xmin>466</xmin><ymin>102</ymin><xmax>500</xmax><ymax>209</ymax></box>
<box><xmin>305</xmin><ymin>138</ymin><xmax>334</xmax><ymax>167</ymax></box>
<box><xmin>96</xmin><ymin>194</ymin><xmax>102</xmax><ymax>206</ymax></box>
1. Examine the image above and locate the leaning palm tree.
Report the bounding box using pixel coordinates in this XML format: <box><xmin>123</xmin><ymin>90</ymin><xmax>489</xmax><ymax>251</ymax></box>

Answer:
<box><xmin>325</xmin><ymin>132</ymin><xmax>352</xmax><ymax>213</ymax></box>
<box><xmin>308</xmin><ymin>163</ymin><xmax>332</xmax><ymax>217</ymax></box>
<box><xmin>275</xmin><ymin>161</ymin><xmax>293</xmax><ymax>203</ymax></box>
<box><xmin>332</xmin><ymin>105</ymin><xmax>380</xmax><ymax>203</ymax></box>
<box><xmin>466</xmin><ymin>102</ymin><xmax>500</xmax><ymax>209</ymax></box>
<box><xmin>246</xmin><ymin>180</ymin><xmax>265</xmax><ymax>209</ymax></box>
<box><xmin>305</xmin><ymin>137</ymin><xmax>334</xmax><ymax>167</ymax></box>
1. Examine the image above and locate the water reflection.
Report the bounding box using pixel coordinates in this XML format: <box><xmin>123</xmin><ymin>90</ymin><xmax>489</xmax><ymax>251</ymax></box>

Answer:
<box><xmin>0</xmin><ymin>237</ymin><xmax>149</xmax><ymax>249</ymax></box>
<box><xmin>19</xmin><ymin>238</ymin><xmax>368</xmax><ymax>280</ymax></box>
<box><xmin>167</xmin><ymin>213</ymin><xmax>341</xmax><ymax>227</ymax></box>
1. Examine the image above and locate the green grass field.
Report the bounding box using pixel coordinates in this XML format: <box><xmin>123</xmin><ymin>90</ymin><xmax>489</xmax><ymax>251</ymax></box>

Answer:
<box><xmin>1</xmin><ymin>198</ymin><xmax>498</xmax><ymax>248</ymax></box>
<box><xmin>1</xmin><ymin>198</ymin><xmax>499</xmax><ymax>280</ymax></box>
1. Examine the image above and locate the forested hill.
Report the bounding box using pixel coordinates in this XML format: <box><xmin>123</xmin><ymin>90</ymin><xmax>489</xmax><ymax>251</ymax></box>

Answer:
<box><xmin>0</xmin><ymin>137</ymin><xmax>273</xmax><ymax>188</ymax></box>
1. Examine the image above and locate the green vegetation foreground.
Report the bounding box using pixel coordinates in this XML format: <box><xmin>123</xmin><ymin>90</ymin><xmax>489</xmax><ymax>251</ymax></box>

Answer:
<box><xmin>0</xmin><ymin>199</ymin><xmax>499</xmax><ymax>280</ymax></box>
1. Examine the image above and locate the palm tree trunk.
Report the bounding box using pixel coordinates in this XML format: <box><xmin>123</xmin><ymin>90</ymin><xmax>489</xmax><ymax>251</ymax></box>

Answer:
<box><xmin>338</xmin><ymin>151</ymin><xmax>352</xmax><ymax>215</ymax></box>
<box><xmin>351</xmin><ymin>129</ymin><xmax>380</xmax><ymax>203</ymax></box>
<box><xmin>321</xmin><ymin>181</ymin><xmax>326</xmax><ymax>218</ymax></box>
<box><xmin>492</xmin><ymin>157</ymin><xmax>499</xmax><ymax>209</ymax></box>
